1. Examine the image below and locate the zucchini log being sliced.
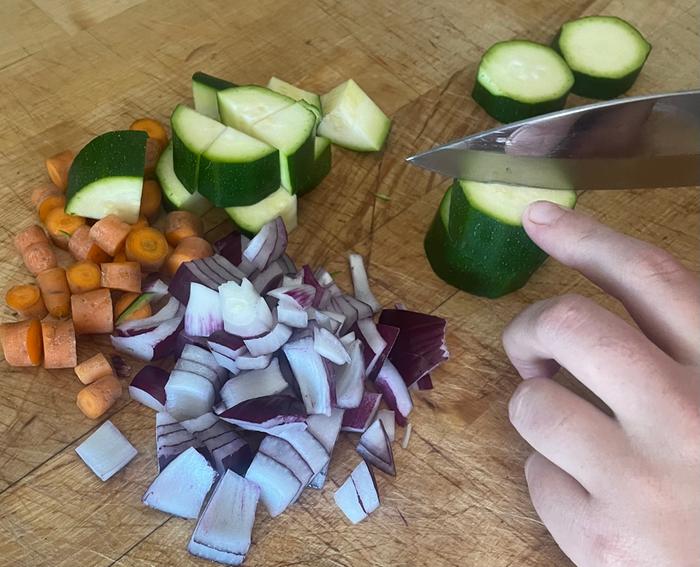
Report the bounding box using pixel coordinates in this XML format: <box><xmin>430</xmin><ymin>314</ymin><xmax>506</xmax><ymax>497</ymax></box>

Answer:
<box><xmin>472</xmin><ymin>40</ymin><xmax>574</xmax><ymax>123</ymax></box>
<box><xmin>424</xmin><ymin>180</ymin><xmax>576</xmax><ymax>298</ymax></box>
<box><xmin>553</xmin><ymin>16</ymin><xmax>651</xmax><ymax>99</ymax></box>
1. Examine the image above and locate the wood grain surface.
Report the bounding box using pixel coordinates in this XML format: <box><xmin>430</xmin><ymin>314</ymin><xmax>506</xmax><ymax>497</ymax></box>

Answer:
<box><xmin>0</xmin><ymin>1</ymin><xmax>698</xmax><ymax>566</ymax></box>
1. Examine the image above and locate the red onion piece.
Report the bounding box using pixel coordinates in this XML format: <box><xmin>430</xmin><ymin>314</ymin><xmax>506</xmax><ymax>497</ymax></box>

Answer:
<box><xmin>257</xmin><ymin>436</ymin><xmax>313</xmax><ymax>502</ymax></box>
<box><xmin>313</xmin><ymin>325</ymin><xmax>351</xmax><ymax>365</ymax></box>
<box><xmin>243</xmin><ymin>217</ymin><xmax>287</xmax><ymax>271</ymax></box>
<box><xmin>376</xmin><ymin>409</ymin><xmax>396</xmax><ymax>442</ymax></box>
<box><xmin>251</xmin><ymin>261</ymin><xmax>284</xmax><ymax>294</ymax></box>
<box><xmin>75</xmin><ymin>421</ymin><xmax>137</xmax><ymax>482</ymax></box>
<box><xmin>283</xmin><ymin>335</ymin><xmax>334</xmax><ymax>416</ymax></box>
<box><xmin>352</xmin><ymin>459</ymin><xmax>380</xmax><ymax>513</ymax></box>
<box><xmin>267</xmin><ymin>284</ymin><xmax>316</xmax><ymax>310</ymax></box>
<box><xmin>235</xmin><ymin>352</ymin><xmax>272</xmax><ymax>371</ymax></box>
<box><xmin>244</xmin><ymin>452</ymin><xmax>301</xmax><ymax>517</ymax></box>
<box><xmin>374</xmin><ymin>359</ymin><xmax>413</xmax><ymax>426</ymax></box>
<box><xmin>218</xmin><ymin>359</ymin><xmax>288</xmax><ymax>410</ymax></box>
<box><xmin>416</xmin><ymin>374</ymin><xmax>434</xmax><ymax>390</ymax></box>
<box><xmin>276</xmin><ymin>295</ymin><xmax>309</xmax><ymax>328</ymax></box>
<box><xmin>185</xmin><ymin>283</ymin><xmax>224</xmax><ymax>338</ymax></box>
<box><xmin>156</xmin><ymin>412</ymin><xmax>199</xmax><ymax>472</ymax></box>
<box><xmin>244</xmin><ymin>322</ymin><xmax>292</xmax><ymax>357</ymax></box>
<box><xmin>306</xmin><ymin>408</ymin><xmax>345</xmax><ymax>490</ymax></box>
<box><xmin>111</xmin><ymin>355</ymin><xmax>132</xmax><ymax>378</ymax></box>
<box><xmin>275</xmin><ymin>427</ymin><xmax>329</xmax><ymax>475</ymax></box>
<box><xmin>207</xmin><ymin>331</ymin><xmax>246</xmax><ymax>359</ymax></box>
<box><xmin>334</xmin><ymin>339</ymin><xmax>365</xmax><ymax>409</ymax></box>
<box><xmin>129</xmin><ymin>365</ymin><xmax>169</xmax><ymax>412</ymax></box>
<box><xmin>165</xmin><ymin>369</ymin><xmax>216</xmax><ymax>421</ymax></box>
<box><xmin>219</xmin><ymin>279</ymin><xmax>273</xmax><ymax>338</ymax></box>
<box><xmin>111</xmin><ymin>309</ymin><xmax>184</xmax><ymax>361</ymax></box>
<box><xmin>180</xmin><ymin>344</ymin><xmax>227</xmax><ymax>383</ymax></box>
<box><xmin>216</xmin><ymin>395</ymin><xmax>307</xmax><ymax>432</ymax></box>
<box><xmin>116</xmin><ymin>296</ymin><xmax>181</xmax><ymax>334</ymax></box>
<box><xmin>357</xmin><ymin>418</ymin><xmax>395</xmax><ymax>476</ymax></box>
<box><xmin>341</xmin><ymin>391</ymin><xmax>382</xmax><ymax>432</ymax></box>
<box><xmin>349</xmin><ymin>253</ymin><xmax>381</xmax><ymax>313</ymax></box>
<box><xmin>214</xmin><ymin>230</ymin><xmax>248</xmax><ymax>265</ymax></box>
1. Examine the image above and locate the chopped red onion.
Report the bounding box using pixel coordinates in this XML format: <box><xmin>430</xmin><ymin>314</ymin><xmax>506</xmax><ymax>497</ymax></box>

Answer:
<box><xmin>75</xmin><ymin>421</ymin><xmax>137</xmax><ymax>481</ymax></box>
<box><xmin>258</xmin><ymin>436</ymin><xmax>313</xmax><ymax>502</ymax></box>
<box><xmin>276</xmin><ymin>295</ymin><xmax>309</xmax><ymax>328</ymax></box>
<box><xmin>301</xmin><ymin>265</ymin><xmax>331</xmax><ymax>308</ymax></box>
<box><xmin>218</xmin><ymin>359</ymin><xmax>288</xmax><ymax>410</ymax></box>
<box><xmin>189</xmin><ymin>470</ymin><xmax>259</xmax><ymax>562</ymax></box>
<box><xmin>142</xmin><ymin>446</ymin><xmax>217</xmax><ymax>519</ymax></box>
<box><xmin>278</xmin><ymin>254</ymin><xmax>297</xmax><ymax>275</ymax></box>
<box><xmin>207</xmin><ymin>331</ymin><xmax>246</xmax><ymax>359</ymax></box>
<box><xmin>185</xmin><ymin>283</ymin><xmax>223</xmax><ymax>337</ymax></box>
<box><xmin>282</xmin><ymin>274</ymin><xmax>302</xmax><ymax>287</ymax></box>
<box><xmin>366</xmin><ymin>324</ymin><xmax>400</xmax><ymax>381</ymax></box>
<box><xmin>313</xmin><ymin>325</ymin><xmax>351</xmax><ymax>365</ymax></box>
<box><xmin>129</xmin><ymin>365</ymin><xmax>169</xmax><ymax>412</ymax></box>
<box><xmin>216</xmin><ymin>395</ymin><xmax>307</xmax><ymax>432</ymax></box>
<box><xmin>165</xmin><ymin>369</ymin><xmax>216</xmax><ymax>421</ymax></box>
<box><xmin>211</xmin><ymin>350</ymin><xmax>239</xmax><ymax>374</ymax></box>
<box><xmin>275</xmin><ymin>427</ymin><xmax>329</xmax><ymax>475</ymax></box>
<box><xmin>354</xmin><ymin>318</ymin><xmax>387</xmax><ymax>375</ymax></box>
<box><xmin>349</xmin><ymin>254</ymin><xmax>381</xmax><ymax>313</ymax></box>
<box><xmin>376</xmin><ymin>409</ymin><xmax>396</xmax><ymax>443</ymax></box>
<box><xmin>268</xmin><ymin>284</ymin><xmax>316</xmax><ymax>310</ymax></box>
<box><xmin>244</xmin><ymin>322</ymin><xmax>292</xmax><ymax>357</ymax></box>
<box><xmin>116</xmin><ymin>296</ymin><xmax>181</xmax><ymax>334</ymax></box>
<box><xmin>390</xmin><ymin>350</ymin><xmax>445</xmax><ymax>388</ymax></box>
<box><xmin>245</xmin><ymin>452</ymin><xmax>301</xmax><ymax>517</ymax></box>
<box><xmin>156</xmin><ymin>412</ymin><xmax>199</xmax><ymax>471</ymax></box>
<box><xmin>334</xmin><ymin>470</ymin><xmax>367</xmax><ymax>524</ymax></box>
<box><xmin>357</xmin><ymin>418</ymin><xmax>395</xmax><ymax>476</ymax></box>
<box><xmin>416</xmin><ymin>374</ymin><xmax>434</xmax><ymax>390</ymax></box>
<box><xmin>202</xmin><ymin>255</ymin><xmax>246</xmax><ymax>283</ymax></box>
<box><xmin>341</xmin><ymin>391</ymin><xmax>382</xmax><ymax>433</ymax></box>
<box><xmin>374</xmin><ymin>359</ymin><xmax>413</xmax><ymax>426</ymax></box>
<box><xmin>334</xmin><ymin>339</ymin><xmax>365</xmax><ymax>409</ymax></box>
<box><xmin>214</xmin><ymin>230</ymin><xmax>247</xmax><ymax>264</ymax></box>
<box><xmin>174</xmin><ymin>358</ymin><xmax>221</xmax><ymax>390</ymax></box>
<box><xmin>111</xmin><ymin>355</ymin><xmax>132</xmax><ymax>378</ymax></box>
<box><xmin>219</xmin><ymin>279</ymin><xmax>273</xmax><ymax>338</ymax></box>
<box><xmin>352</xmin><ymin>459</ymin><xmax>380</xmax><ymax>513</ymax></box>
<box><xmin>111</xmin><ymin>309</ymin><xmax>184</xmax><ymax>361</ymax></box>
<box><xmin>243</xmin><ymin>217</ymin><xmax>287</xmax><ymax>271</ymax></box>
<box><xmin>180</xmin><ymin>344</ymin><xmax>227</xmax><ymax>383</ymax></box>
<box><xmin>283</xmin><ymin>335</ymin><xmax>334</xmax><ymax>416</ymax></box>
<box><xmin>235</xmin><ymin>352</ymin><xmax>272</xmax><ymax>370</ymax></box>
<box><xmin>142</xmin><ymin>277</ymin><xmax>170</xmax><ymax>298</ymax></box>
<box><xmin>339</xmin><ymin>332</ymin><xmax>356</xmax><ymax>346</ymax></box>
<box><xmin>306</xmin><ymin>408</ymin><xmax>345</xmax><ymax>490</ymax></box>
<box><xmin>251</xmin><ymin>261</ymin><xmax>284</xmax><ymax>294</ymax></box>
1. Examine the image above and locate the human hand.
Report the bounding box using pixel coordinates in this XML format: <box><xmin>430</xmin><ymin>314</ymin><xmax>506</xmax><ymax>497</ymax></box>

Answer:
<box><xmin>502</xmin><ymin>201</ymin><xmax>700</xmax><ymax>567</ymax></box>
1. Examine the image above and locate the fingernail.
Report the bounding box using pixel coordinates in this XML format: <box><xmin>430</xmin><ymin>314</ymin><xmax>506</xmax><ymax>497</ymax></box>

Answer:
<box><xmin>526</xmin><ymin>201</ymin><xmax>567</xmax><ymax>226</ymax></box>
<box><xmin>524</xmin><ymin>452</ymin><xmax>537</xmax><ymax>479</ymax></box>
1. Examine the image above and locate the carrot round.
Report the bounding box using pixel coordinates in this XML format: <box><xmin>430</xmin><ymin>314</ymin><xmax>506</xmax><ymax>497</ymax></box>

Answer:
<box><xmin>89</xmin><ymin>214</ymin><xmax>132</xmax><ymax>256</ymax></box>
<box><xmin>71</xmin><ymin>288</ymin><xmax>113</xmax><ymax>335</ymax></box>
<box><xmin>76</xmin><ymin>374</ymin><xmax>122</xmax><ymax>419</ymax></box>
<box><xmin>45</xmin><ymin>208</ymin><xmax>86</xmax><ymax>249</ymax></box>
<box><xmin>114</xmin><ymin>292</ymin><xmax>152</xmax><ymax>322</ymax></box>
<box><xmin>0</xmin><ymin>319</ymin><xmax>43</xmax><ymax>366</ymax></box>
<box><xmin>100</xmin><ymin>262</ymin><xmax>141</xmax><ymax>293</ymax></box>
<box><xmin>6</xmin><ymin>284</ymin><xmax>47</xmax><ymax>319</ymax></box>
<box><xmin>66</xmin><ymin>261</ymin><xmax>101</xmax><ymax>294</ymax></box>
<box><xmin>130</xmin><ymin>118</ymin><xmax>168</xmax><ymax>149</ymax></box>
<box><xmin>140</xmin><ymin>180</ymin><xmax>162</xmax><ymax>219</ymax></box>
<box><xmin>41</xmin><ymin>319</ymin><xmax>77</xmax><ymax>368</ymax></box>
<box><xmin>143</xmin><ymin>137</ymin><xmax>162</xmax><ymax>177</ymax></box>
<box><xmin>74</xmin><ymin>352</ymin><xmax>113</xmax><ymax>385</ymax></box>
<box><xmin>32</xmin><ymin>185</ymin><xmax>65</xmax><ymax>223</ymax></box>
<box><xmin>45</xmin><ymin>150</ymin><xmax>74</xmax><ymax>192</ymax></box>
<box><xmin>113</xmin><ymin>250</ymin><xmax>127</xmax><ymax>263</ymax></box>
<box><xmin>31</xmin><ymin>184</ymin><xmax>60</xmax><ymax>207</ymax></box>
<box><xmin>165</xmin><ymin>236</ymin><xmax>213</xmax><ymax>276</ymax></box>
<box><xmin>14</xmin><ymin>225</ymin><xmax>58</xmax><ymax>276</ymax></box>
<box><xmin>68</xmin><ymin>225</ymin><xmax>111</xmax><ymax>264</ymax></box>
<box><xmin>36</xmin><ymin>267</ymin><xmax>71</xmax><ymax>318</ymax></box>
<box><xmin>14</xmin><ymin>225</ymin><xmax>50</xmax><ymax>253</ymax></box>
<box><xmin>164</xmin><ymin>211</ymin><xmax>203</xmax><ymax>247</ymax></box>
<box><xmin>125</xmin><ymin>227</ymin><xmax>169</xmax><ymax>272</ymax></box>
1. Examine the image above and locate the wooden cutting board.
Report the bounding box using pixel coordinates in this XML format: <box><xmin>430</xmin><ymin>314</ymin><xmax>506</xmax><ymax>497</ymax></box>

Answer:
<box><xmin>0</xmin><ymin>1</ymin><xmax>697</xmax><ymax>566</ymax></box>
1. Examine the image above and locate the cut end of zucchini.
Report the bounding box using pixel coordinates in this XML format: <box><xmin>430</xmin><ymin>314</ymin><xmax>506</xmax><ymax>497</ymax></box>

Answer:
<box><xmin>318</xmin><ymin>79</ymin><xmax>391</xmax><ymax>152</ymax></box>
<box><xmin>156</xmin><ymin>142</ymin><xmax>213</xmax><ymax>215</ymax></box>
<box><xmin>555</xmin><ymin>16</ymin><xmax>651</xmax><ymax>99</ymax></box>
<box><xmin>66</xmin><ymin>130</ymin><xmax>147</xmax><ymax>223</ymax></box>
<box><xmin>473</xmin><ymin>40</ymin><xmax>573</xmax><ymax>123</ymax></box>
<box><xmin>226</xmin><ymin>186</ymin><xmax>297</xmax><ymax>234</ymax></box>
<box><xmin>217</xmin><ymin>86</ymin><xmax>295</xmax><ymax>134</ymax></box>
<box><xmin>267</xmin><ymin>77</ymin><xmax>322</xmax><ymax>110</ymax></box>
<box><xmin>192</xmin><ymin>72</ymin><xmax>238</xmax><ymax>120</ymax></box>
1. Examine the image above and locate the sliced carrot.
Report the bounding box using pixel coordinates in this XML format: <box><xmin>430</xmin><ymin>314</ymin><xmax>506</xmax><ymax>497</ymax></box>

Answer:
<box><xmin>164</xmin><ymin>211</ymin><xmax>203</xmax><ymax>247</ymax></box>
<box><xmin>41</xmin><ymin>319</ymin><xmax>77</xmax><ymax>368</ymax></box>
<box><xmin>6</xmin><ymin>284</ymin><xmax>47</xmax><ymax>319</ymax></box>
<box><xmin>45</xmin><ymin>150</ymin><xmax>74</xmax><ymax>192</ymax></box>
<box><xmin>130</xmin><ymin>118</ymin><xmax>168</xmax><ymax>149</ymax></box>
<box><xmin>0</xmin><ymin>319</ymin><xmax>43</xmax><ymax>366</ymax></box>
<box><xmin>165</xmin><ymin>236</ymin><xmax>213</xmax><ymax>276</ymax></box>
<box><xmin>32</xmin><ymin>184</ymin><xmax>65</xmax><ymax>223</ymax></box>
<box><xmin>140</xmin><ymin>180</ymin><xmax>162</xmax><ymax>219</ymax></box>
<box><xmin>38</xmin><ymin>194</ymin><xmax>67</xmax><ymax>224</ymax></box>
<box><xmin>144</xmin><ymin>137</ymin><xmax>162</xmax><ymax>177</ymax></box>
<box><xmin>113</xmin><ymin>250</ymin><xmax>127</xmax><ymax>263</ymax></box>
<box><xmin>71</xmin><ymin>288</ymin><xmax>113</xmax><ymax>335</ymax></box>
<box><xmin>45</xmin><ymin>208</ymin><xmax>86</xmax><ymax>249</ymax></box>
<box><xmin>76</xmin><ymin>374</ymin><xmax>122</xmax><ymax>419</ymax></box>
<box><xmin>131</xmin><ymin>215</ymin><xmax>150</xmax><ymax>231</ymax></box>
<box><xmin>31</xmin><ymin>184</ymin><xmax>61</xmax><ymax>207</ymax></box>
<box><xmin>114</xmin><ymin>292</ymin><xmax>152</xmax><ymax>322</ymax></box>
<box><xmin>100</xmin><ymin>262</ymin><xmax>141</xmax><ymax>293</ymax></box>
<box><xmin>89</xmin><ymin>214</ymin><xmax>132</xmax><ymax>256</ymax></box>
<box><xmin>66</xmin><ymin>261</ymin><xmax>102</xmax><ymax>294</ymax></box>
<box><xmin>74</xmin><ymin>352</ymin><xmax>113</xmax><ymax>385</ymax></box>
<box><xmin>36</xmin><ymin>267</ymin><xmax>71</xmax><ymax>318</ymax></box>
<box><xmin>14</xmin><ymin>225</ymin><xmax>50</xmax><ymax>253</ymax></box>
<box><xmin>68</xmin><ymin>225</ymin><xmax>111</xmax><ymax>264</ymax></box>
<box><xmin>125</xmin><ymin>227</ymin><xmax>169</xmax><ymax>272</ymax></box>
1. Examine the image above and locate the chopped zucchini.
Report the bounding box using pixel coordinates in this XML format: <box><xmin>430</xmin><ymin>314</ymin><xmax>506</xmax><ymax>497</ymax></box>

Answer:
<box><xmin>554</xmin><ymin>16</ymin><xmax>651</xmax><ymax>99</ymax></box>
<box><xmin>217</xmin><ymin>86</ymin><xmax>294</xmax><ymax>133</ymax></box>
<box><xmin>318</xmin><ymin>79</ymin><xmax>391</xmax><ymax>151</ymax></box>
<box><xmin>192</xmin><ymin>72</ymin><xmax>237</xmax><ymax>120</ymax></box>
<box><xmin>170</xmin><ymin>104</ymin><xmax>226</xmax><ymax>193</ymax></box>
<box><xmin>156</xmin><ymin>142</ymin><xmax>213</xmax><ymax>215</ymax></box>
<box><xmin>472</xmin><ymin>40</ymin><xmax>574</xmax><ymax>123</ymax></box>
<box><xmin>299</xmin><ymin>137</ymin><xmax>332</xmax><ymax>195</ymax></box>
<box><xmin>226</xmin><ymin>186</ymin><xmax>297</xmax><ymax>234</ymax></box>
<box><xmin>66</xmin><ymin>130</ymin><xmax>147</xmax><ymax>223</ymax></box>
<box><xmin>267</xmin><ymin>77</ymin><xmax>322</xmax><ymax>110</ymax></box>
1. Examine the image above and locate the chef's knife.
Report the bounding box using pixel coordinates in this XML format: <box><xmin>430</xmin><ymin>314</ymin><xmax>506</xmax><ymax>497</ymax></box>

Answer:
<box><xmin>406</xmin><ymin>90</ymin><xmax>700</xmax><ymax>190</ymax></box>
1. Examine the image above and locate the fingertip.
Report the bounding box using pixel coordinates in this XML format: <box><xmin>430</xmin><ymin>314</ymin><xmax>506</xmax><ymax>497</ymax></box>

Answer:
<box><xmin>523</xmin><ymin>200</ymin><xmax>568</xmax><ymax>229</ymax></box>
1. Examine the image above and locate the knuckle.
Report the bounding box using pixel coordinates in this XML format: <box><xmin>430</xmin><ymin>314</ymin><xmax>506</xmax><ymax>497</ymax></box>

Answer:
<box><xmin>537</xmin><ymin>294</ymin><xmax>592</xmax><ymax>339</ymax></box>
<box><xmin>628</xmin><ymin>246</ymin><xmax>687</xmax><ymax>285</ymax></box>
<box><xmin>508</xmin><ymin>378</ymin><xmax>545</xmax><ymax>427</ymax></box>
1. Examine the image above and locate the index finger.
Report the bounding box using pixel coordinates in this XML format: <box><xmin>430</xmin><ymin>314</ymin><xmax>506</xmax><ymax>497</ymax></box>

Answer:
<box><xmin>502</xmin><ymin>293</ymin><xmax>679</xmax><ymax>422</ymax></box>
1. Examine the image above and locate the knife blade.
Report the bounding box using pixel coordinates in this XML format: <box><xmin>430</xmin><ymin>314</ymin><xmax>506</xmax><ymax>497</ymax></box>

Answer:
<box><xmin>406</xmin><ymin>90</ymin><xmax>700</xmax><ymax>190</ymax></box>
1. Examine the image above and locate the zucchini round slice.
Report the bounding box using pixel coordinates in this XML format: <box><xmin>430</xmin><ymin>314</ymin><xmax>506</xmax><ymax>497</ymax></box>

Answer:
<box><xmin>267</xmin><ymin>77</ymin><xmax>321</xmax><ymax>111</ymax></box>
<box><xmin>66</xmin><ymin>130</ymin><xmax>147</xmax><ymax>223</ymax></box>
<box><xmin>192</xmin><ymin>72</ymin><xmax>237</xmax><ymax>120</ymax></box>
<box><xmin>424</xmin><ymin>180</ymin><xmax>576</xmax><ymax>298</ymax></box>
<box><xmin>225</xmin><ymin>187</ymin><xmax>297</xmax><ymax>235</ymax></box>
<box><xmin>472</xmin><ymin>40</ymin><xmax>574</xmax><ymax>123</ymax></box>
<box><xmin>554</xmin><ymin>16</ymin><xmax>651</xmax><ymax>99</ymax></box>
<box><xmin>217</xmin><ymin>86</ymin><xmax>294</xmax><ymax>134</ymax></box>
<box><xmin>298</xmin><ymin>137</ymin><xmax>332</xmax><ymax>195</ymax></box>
<box><xmin>156</xmin><ymin>143</ymin><xmax>213</xmax><ymax>215</ymax></box>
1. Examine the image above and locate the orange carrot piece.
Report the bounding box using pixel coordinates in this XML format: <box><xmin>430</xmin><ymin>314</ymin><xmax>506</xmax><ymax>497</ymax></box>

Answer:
<box><xmin>71</xmin><ymin>288</ymin><xmax>113</xmax><ymax>335</ymax></box>
<box><xmin>131</xmin><ymin>215</ymin><xmax>150</xmax><ymax>231</ymax></box>
<box><xmin>38</xmin><ymin>194</ymin><xmax>67</xmax><ymax>224</ymax></box>
<box><xmin>32</xmin><ymin>184</ymin><xmax>65</xmax><ymax>223</ymax></box>
<box><xmin>114</xmin><ymin>292</ymin><xmax>152</xmax><ymax>322</ymax></box>
<box><xmin>143</xmin><ymin>137</ymin><xmax>162</xmax><ymax>177</ymax></box>
<box><xmin>89</xmin><ymin>214</ymin><xmax>132</xmax><ymax>256</ymax></box>
<box><xmin>165</xmin><ymin>236</ymin><xmax>213</xmax><ymax>276</ymax></box>
<box><xmin>0</xmin><ymin>319</ymin><xmax>43</xmax><ymax>366</ymax></box>
<box><xmin>74</xmin><ymin>352</ymin><xmax>113</xmax><ymax>385</ymax></box>
<box><xmin>140</xmin><ymin>180</ymin><xmax>162</xmax><ymax>219</ymax></box>
<box><xmin>14</xmin><ymin>225</ymin><xmax>50</xmax><ymax>253</ymax></box>
<box><xmin>68</xmin><ymin>225</ymin><xmax>111</xmax><ymax>264</ymax></box>
<box><xmin>130</xmin><ymin>118</ymin><xmax>168</xmax><ymax>149</ymax></box>
<box><xmin>41</xmin><ymin>319</ymin><xmax>76</xmax><ymax>368</ymax></box>
<box><xmin>125</xmin><ymin>227</ymin><xmax>169</xmax><ymax>272</ymax></box>
<box><xmin>113</xmin><ymin>250</ymin><xmax>127</xmax><ymax>263</ymax></box>
<box><xmin>164</xmin><ymin>211</ymin><xmax>203</xmax><ymax>247</ymax></box>
<box><xmin>36</xmin><ymin>267</ymin><xmax>71</xmax><ymax>318</ymax></box>
<box><xmin>5</xmin><ymin>284</ymin><xmax>47</xmax><ymax>319</ymax></box>
<box><xmin>31</xmin><ymin>184</ymin><xmax>61</xmax><ymax>207</ymax></box>
<box><xmin>76</xmin><ymin>374</ymin><xmax>122</xmax><ymax>419</ymax></box>
<box><xmin>45</xmin><ymin>150</ymin><xmax>74</xmax><ymax>192</ymax></box>
<box><xmin>100</xmin><ymin>262</ymin><xmax>141</xmax><ymax>293</ymax></box>
<box><xmin>45</xmin><ymin>208</ymin><xmax>86</xmax><ymax>249</ymax></box>
<box><xmin>66</xmin><ymin>261</ymin><xmax>102</xmax><ymax>294</ymax></box>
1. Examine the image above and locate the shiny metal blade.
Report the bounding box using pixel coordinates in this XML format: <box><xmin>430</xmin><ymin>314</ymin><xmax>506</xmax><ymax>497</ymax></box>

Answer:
<box><xmin>407</xmin><ymin>90</ymin><xmax>700</xmax><ymax>190</ymax></box>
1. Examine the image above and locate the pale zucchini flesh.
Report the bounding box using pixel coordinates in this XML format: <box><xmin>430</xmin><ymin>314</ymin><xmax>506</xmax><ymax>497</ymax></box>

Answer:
<box><xmin>156</xmin><ymin>142</ymin><xmax>213</xmax><ymax>215</ymax></box>
<box><xmin>217</xmin><ymin>86</ymin><xmax>295</xmax><ymax>134</ymax></box>
<box><xmin>192</xmin><ymin>72</ymin><xmax>237</xmax><ymax>120</ymax></box>
<box><xmin>267</xmin><ymin>77</ymin><xmax>322</xmax><ymax>110</ymax></box>
<box><xmin>226</xmin><ymin>186</ymin><xmax>297</xmax><ymax>234</ymax></box>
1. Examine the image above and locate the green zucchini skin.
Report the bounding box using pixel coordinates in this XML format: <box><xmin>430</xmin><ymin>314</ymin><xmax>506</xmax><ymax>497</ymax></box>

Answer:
<box><xmin>284</xmin><ymin>133</ymin><xmax>315</xmax><ymax>193</ymax></box>
<box><xmin>424</xmin><ymin>182</ymin><xmax>550</xmax><ymax>298</ymax></box>
<box><xmin>192</xmin><ymin>72</ymin><xmax>237</xmax><ymax>91</ymax></box>
<box><xmin>298</xmin><ymin>137</ymin><xmax>332</xmax><ymax>195</ymax></box>
<box><xmin>171</xmin><ymin>129</ymin><xmax>200</xmax><ymax>193</ymax></box>
<box><xmin>472</xmin><ymin>80</ymin><xmax>569</xmax><ymax>123</ymax></box>
<box><xmin>552</xmin><ymin>33</ymin><xmax>649</xmax><ymax>99</ymax></box>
